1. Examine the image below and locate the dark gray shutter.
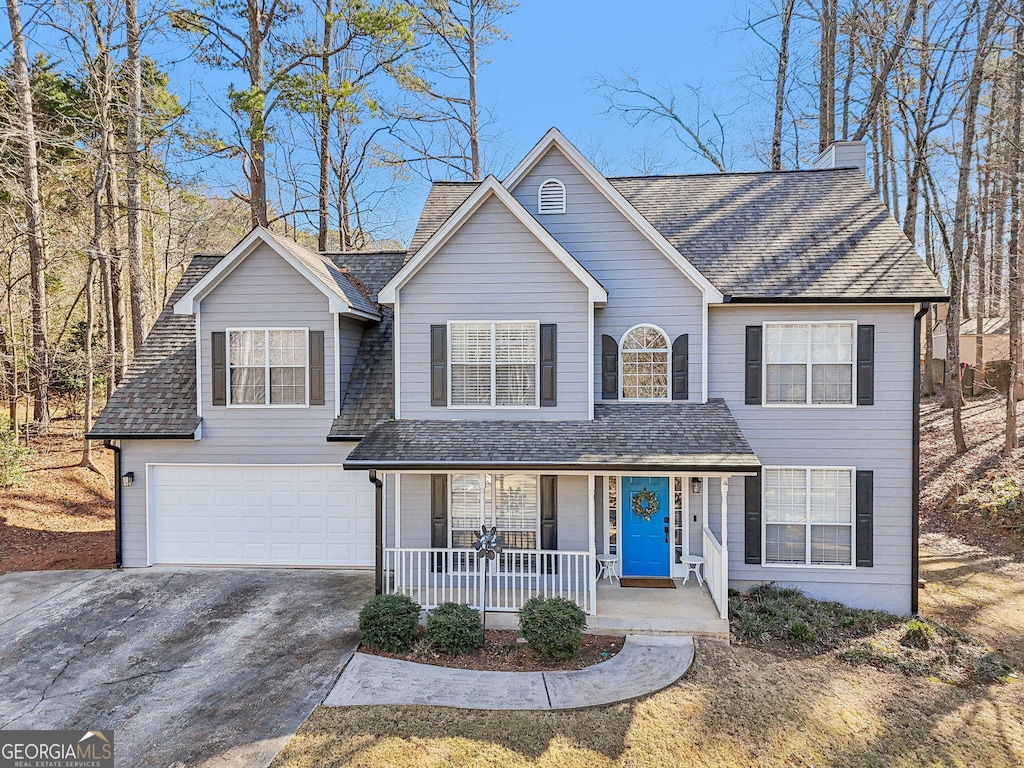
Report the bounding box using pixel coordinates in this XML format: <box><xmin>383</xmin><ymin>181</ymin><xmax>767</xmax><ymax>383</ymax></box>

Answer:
<box><xmin>745</xmin><ymin>326</ymin><xmax>762</xmax><ymax>405</ymax></box>
<box><xmin>857</xmin><ymin>325</ymin><xmax>875</xmax><ymax>406</ymax></box>
<box><xmin>744</xmin><ymin>473</ymin><xmax>762</xmax><ymax>564</ymax></box>
<box><xmin>540</xmin><ymin>324</ymin><xmax>557</xmax><ymax>407</ymax></box>
<box><xmin>308</xmin><ymin>330</ymin><xmax>325</xmax><ymax>406</ymax></box>
<box><xmin>540</xmin><ymin>475</ymin><xmax>558</xmax><ymax>549</ymax></box>
<box><xmin>211</xmin><ymin>331</ymin><xmax>227</xmax><ymax>406</ymax></box>
<box><xmin>431</xmin><ymin>474</ymin><xmax>448</xmax><ymax>572</ymax></box>
<box><xmin>430</xmin><ymin>325</ymin><xmax>447</xmax><ymax>406</ymax></box>
<box><xmin>856</xmin><ymin>470</ymin><xmax>874</xmax><ymax>567</ymax></box>
<box><xmin>672</xmin><ymin>334</ymin><xmax>689</xmax><ymax>400</ymax></box>
<box><xmin>601</xmin><ymin>335</ymin><xmax>618</xmax><ymax>400</ymax></box>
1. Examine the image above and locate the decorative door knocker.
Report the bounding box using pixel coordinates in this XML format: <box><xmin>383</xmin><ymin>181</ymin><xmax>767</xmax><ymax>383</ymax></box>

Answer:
<box><xmin>631</xmin><ymin>486</ymin><xmax>659</xmax><ymax>521</ymax></box>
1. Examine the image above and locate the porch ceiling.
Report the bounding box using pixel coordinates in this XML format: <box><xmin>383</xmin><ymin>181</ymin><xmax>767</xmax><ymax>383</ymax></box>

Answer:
<box><xmin>343</xmin><ymin>400</ymin><xmax>759</xmax><ymax>472</ymax></box>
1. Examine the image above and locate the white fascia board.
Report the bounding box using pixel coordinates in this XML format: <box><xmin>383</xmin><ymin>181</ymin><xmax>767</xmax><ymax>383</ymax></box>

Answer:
<box><xmin>503</xmin><ymin>128</ymin><xmax>725</xmax><ymax>304</ymax></box>
<box><xmin>378</xmin><ymin>176</ymin><xmax>608</xmax><ymax>306</ymax></box>
<box><xmin>173</xmin><ymin>227</ymin><xmax>354</xmax><ymax>315</ymax></box>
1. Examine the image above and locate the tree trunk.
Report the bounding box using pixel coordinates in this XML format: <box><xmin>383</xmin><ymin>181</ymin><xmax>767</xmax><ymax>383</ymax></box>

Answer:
<box><xmin>80</xmin><ymin>253</ymin><xmax>99</xmax><ymax>473</ymax></box>
<box><xmin>852</xmin><ymin>0</ymin><xmax>919</xmax><ymax>142</ymax></box>
<box><xmin>923</xmin><ymin>193</ymin><xmax>936</xmax><ymax>396</ymax></box>
<box><xmin>946</xmin><ymin>0</ymin><xmax>1001</xmax><ymax>454</ymax></box>
<box><xmin>126</xmin><ymin>0</ymin><xmax>147</xmax><ymax>352</ymax></box>
<box><xmin>105</xmin><ymin>129</ymin><xmax>127</xmax><ymax>383</ymax></box>
<box><xmin>247</xmin><ymin>0</ymin><xmax>269</xmax><ymax>227</ymax></box>
<box><xmin>317</xmin><ymin>0</ymin><xmax>333</xmax><ymax>251</ymax></box>
<box><xmin>772</xmin><ymin>0</ymin><xmax>796</xmax><ymax>170</ymax></box>
<box><xmin>818</xmin><ymin>0</ymin><xmax>837</xmax><ymax>153</ymax></box>
<box><xmin>1005</xmin><ymin>15</ymin><xmax>1023</xmax><ymax>455</ymax></box>
<box><xmin>6</xmin><ymin>0</ymin><xmax>50</xmax><ymax>433</ymax></box>
<box><xmin>467</xmin><ymin>0</ymin><xmax>481</xmax><ymax>179</ymax></box>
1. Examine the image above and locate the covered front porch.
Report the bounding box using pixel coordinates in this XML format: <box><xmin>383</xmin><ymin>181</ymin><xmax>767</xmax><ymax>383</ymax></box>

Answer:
<box><xmin>343</xmin><ymin>402</ymin><xmax>760</xmax><ymax>634</ymax></box>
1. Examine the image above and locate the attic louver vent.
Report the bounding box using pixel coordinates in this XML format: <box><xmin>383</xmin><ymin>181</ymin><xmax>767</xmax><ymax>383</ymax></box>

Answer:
<box><xmin>537</xmin><ymin>178</ymin><xmax>566</xmax><ymax>214</ymax></box>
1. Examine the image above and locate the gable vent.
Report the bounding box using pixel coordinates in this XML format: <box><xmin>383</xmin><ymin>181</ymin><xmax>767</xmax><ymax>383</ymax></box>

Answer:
<box><xmin>537</xmin><ymin>178</ymin><xmax>566</xmax><ymax>214</ymax></box>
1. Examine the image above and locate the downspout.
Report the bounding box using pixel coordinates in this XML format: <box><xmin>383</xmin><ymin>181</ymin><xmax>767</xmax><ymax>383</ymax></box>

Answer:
<box><xmin>104</xmin><ymin>440</ymin><xmax>123</xmax><ymax>569</ymax></box>
<box><xmin>911</xmin><ymin>301</ymin><xmax>930</xmax><ymax>615</ymax></box>
<box><xmin>369</xmin><ymin>469</ymin><xmax>383</xmax><ymax>595</ymax></box>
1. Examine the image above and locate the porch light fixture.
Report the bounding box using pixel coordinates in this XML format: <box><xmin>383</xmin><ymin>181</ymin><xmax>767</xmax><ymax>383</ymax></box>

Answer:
<box><xmin>121</xmin><ymin>472</ymin><xmax>134</xmax><ymax>488</ymax></box>
<box><xmin>690</xmin><ymin>477</ymin><xmax>702</xmax><ymax>494</ymax></box>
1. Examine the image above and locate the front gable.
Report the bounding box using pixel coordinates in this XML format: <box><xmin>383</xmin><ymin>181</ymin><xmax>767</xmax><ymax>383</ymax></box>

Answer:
<box><xmin>504</xmin><ymin>129</ymin><xmax>723</xmax><ymax>303</ymax></box>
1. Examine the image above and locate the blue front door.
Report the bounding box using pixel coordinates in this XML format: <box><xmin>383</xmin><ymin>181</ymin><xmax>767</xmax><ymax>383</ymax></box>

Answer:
<box><xmin>621</xmin><ymin>476</ymin><xmax>670</xmax><ymax>577</ymax></box>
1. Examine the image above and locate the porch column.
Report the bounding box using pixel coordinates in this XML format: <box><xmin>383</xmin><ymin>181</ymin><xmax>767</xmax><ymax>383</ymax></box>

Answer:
<box><xmin>719</xmin><ymin>477</ymin><xmax>730</xmax><ymax>620</ymax></box>
<box><xmin>587</xmin><ymin>474</ymin><xmax>597</xmax><ymax>616</ymax></box>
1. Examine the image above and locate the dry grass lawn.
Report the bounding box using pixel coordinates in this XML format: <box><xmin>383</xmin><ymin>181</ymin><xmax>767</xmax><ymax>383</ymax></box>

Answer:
<box><xmin>271</xmin><ymin>531</ymin><xmax>1024</xmax><ymax>768</ymax></box>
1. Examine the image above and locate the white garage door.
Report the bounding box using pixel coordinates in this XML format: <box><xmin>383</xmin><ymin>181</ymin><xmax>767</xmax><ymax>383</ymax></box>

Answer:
<box><xmin>148</xmin><ymin>464</ymin><xmax>375</xmax><ymax>566</ymax></box>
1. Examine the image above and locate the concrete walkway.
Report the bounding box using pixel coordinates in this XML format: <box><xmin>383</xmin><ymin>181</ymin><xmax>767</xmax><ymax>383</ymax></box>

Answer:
<box><xmin>324</xmin><ymin>634</ymin><xmax>695</xmax><ymax>710</ymax></box>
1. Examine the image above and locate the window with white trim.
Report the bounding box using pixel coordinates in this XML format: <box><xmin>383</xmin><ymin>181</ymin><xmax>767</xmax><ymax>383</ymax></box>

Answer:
<box><xmin>228</xmin><ymin>329</ymin><xmax>307</xmax><ymax>405</ymax></box>
<box><xmin>537</xmin><ymin>178</ymin><xmax>566</xmax><ymax>214</ymax></box>
<box><xmin>450</xmin><ymin>321</ymin><xmax>538</xmax><ymax>407</ymax></box>
<box><xmin>621</xmin><ymin>324</ymin><xmax>670</xmax><ymax>400</ymax></box>
<box><xmin>764</xmin><ymin>322</ymin><xmax>854</xmax><ymax>405</ymax></box>
<box><xmin>450</xmin><ymin>473</ymin><xmax>539</xmax><ymax>549</ymax></box>
<box><xmin>764</xmin><ymin>468</ymin><xmax>853</xmax><ymax>566</ymax></box>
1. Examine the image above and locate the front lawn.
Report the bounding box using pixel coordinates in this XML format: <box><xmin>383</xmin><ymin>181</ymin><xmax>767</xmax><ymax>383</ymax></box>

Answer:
<box><xmin>270</xmin><ymin>532</ymin><xmax>1024</xmax><ymax>768</ymax></box>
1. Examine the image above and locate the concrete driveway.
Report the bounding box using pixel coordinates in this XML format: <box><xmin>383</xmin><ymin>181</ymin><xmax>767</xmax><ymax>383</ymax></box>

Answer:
<box><xmin>0</xmin><ymin>567</ymin><xmax>372</xmax><ymax>767</ymax></box>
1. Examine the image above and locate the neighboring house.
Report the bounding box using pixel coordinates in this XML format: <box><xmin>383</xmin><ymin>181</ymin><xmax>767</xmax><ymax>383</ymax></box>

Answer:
<box><xmin>90</xmin><ymin>129</ymin><xmax>946</xmax><ymax>632</ymax></box>
<box><xmin>933</xmin><ymin>316</ymin><xmax>1013</xmax><ymax>367</ymax></box>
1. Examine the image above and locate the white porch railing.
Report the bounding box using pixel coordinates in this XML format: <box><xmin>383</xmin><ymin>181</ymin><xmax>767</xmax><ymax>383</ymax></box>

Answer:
<box><xmin>703</xmin><ymin>526</ymin><xmax>728</xmax><ymax>620</ymax></box>
<box><xmin>384</xmin><ymin>547</ymin><xmax>594</xmax><ymax>615</ymax></box>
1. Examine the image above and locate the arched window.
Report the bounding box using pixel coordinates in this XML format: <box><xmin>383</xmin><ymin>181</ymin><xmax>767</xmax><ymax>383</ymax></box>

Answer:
<box><xmin>537</xmin><ymin>178</ymin><xmax>566</xmax><ymax>214</ymax></box>
<box><xmin>620</xmin><ymin>324</ymin><xmax>670</xmax><ymax>400</ymax></box>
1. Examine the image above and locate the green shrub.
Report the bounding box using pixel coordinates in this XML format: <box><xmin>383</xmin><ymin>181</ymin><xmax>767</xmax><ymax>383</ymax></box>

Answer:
<box><xmin>358</xmin><ymin>593</ymin><xmax>421</xmax><ymax>652</ymax></box>
<box><xmin>787</xmin><ymin>620</ymin><xmax>817</xmax><ymax>644</ymax></box>
<box><xmin>426</xmin><ymin>602</ymin><xmax>484</xmax><ymax>655</ymax></box>
<box><xmin>0</xmin><ymin>432</ymin><xmax>31</xmax><ymax>489</ymax></box>
<box><xmin>518</xmin><ymin>596</ymin><xmax>587</xmax><ymax>660</ymax></box>
<box><xmin>901</xmin><ymin>618</ymin><xmax>937</xmax><ymax>650</ymax></box>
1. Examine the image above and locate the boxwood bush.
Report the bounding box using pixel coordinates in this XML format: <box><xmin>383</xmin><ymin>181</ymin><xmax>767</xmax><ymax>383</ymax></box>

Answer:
<box><xmin>518</xmin><ymin>596</ymin><xmax>587</xmax><ymax>659</ymax></box>
<box><xmin>426</xmin><ymin>602</ymin><xmax>484</xmax><ymax>654</ymax></box>
<box><xmin>358</xmin><ymin>593</ymin><xmax>421</xmax><ymax>652</ymax></box>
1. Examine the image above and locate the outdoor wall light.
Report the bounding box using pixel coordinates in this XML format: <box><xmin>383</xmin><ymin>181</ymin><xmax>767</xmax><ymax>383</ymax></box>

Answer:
<box><xmin>690</xmin><ymin>477</ymin><xmax>702</xmax><ymax>494</ymax></box>
<box><xmin>121</xmin><ymin>472</ymin><xmax>134</xmax><ymax>488</ymax></box>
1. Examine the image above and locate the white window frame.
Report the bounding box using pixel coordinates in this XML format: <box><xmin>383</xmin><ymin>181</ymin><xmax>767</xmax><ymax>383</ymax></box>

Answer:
<box><xmin>448</xmin><ymin>472</ymin><xmax>542</xmax><ymax>550</ymax></box>
<box><xmin>761</xmin><ymin>321</ymin><xmax>857</xmax><ymax>408</ymax></box>
<box><xmin>761</xmin><ymin>465</ymin><xmax>856</xmax><ymax>569</ymax></box>
<box><xmin>537</xmin><ymin>177</ymin><xmax>566</xmax><ymax>214</ymax></box>
<box><xmin>226</xmin><ymin>327</ymin><xmax>310</xmax><ymax>408</ymax></box>
<box><xmin>619</xmin><ymin>323</ymin><xmax>672</xmax><ymax>402</ymax></box>
<box><xmin>447</xmin><ymin>320</ymin><xmax>541</xmax><ymax>409</ymax></box>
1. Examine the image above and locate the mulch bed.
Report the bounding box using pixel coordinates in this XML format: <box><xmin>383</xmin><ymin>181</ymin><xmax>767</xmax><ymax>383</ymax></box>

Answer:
<box><xmin>1</xmin><ymin>419</ymin><xmax>115</xmax><ymax>575</ymax></box>
<box><xmin>359</xmin><ymin>629</ymin><xmax>623</xmax><ymax>672</ymax></box>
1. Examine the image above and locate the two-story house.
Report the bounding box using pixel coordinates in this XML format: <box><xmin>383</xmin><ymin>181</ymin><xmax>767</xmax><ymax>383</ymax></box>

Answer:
<box><xmin>90</xmin><ymin>130</ymin><xmax>946</xmax><ymax>635</ymax></box>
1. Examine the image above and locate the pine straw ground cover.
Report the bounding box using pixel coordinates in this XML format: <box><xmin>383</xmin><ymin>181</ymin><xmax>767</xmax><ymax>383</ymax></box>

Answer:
<box><xmin>0</xmin><ymin>420</ymin><xmax>114</xmax><ymax>574</ymax></box>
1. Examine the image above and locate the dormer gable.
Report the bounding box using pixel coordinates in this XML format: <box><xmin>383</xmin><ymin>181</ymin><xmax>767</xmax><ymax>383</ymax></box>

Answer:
<box><xmin>174</xmin><ymin>226</ymin><xmax>380</xmax><ymax>320</ymax></box>
<box><xmin>504</xmin><ymin>128</ymin><xmax>724</xmax><ymax>303</ymax></box>
<box><xmin>378</xmin><ymin>176</ymin><xmax>607</xmax><ymax>306</ymax></box>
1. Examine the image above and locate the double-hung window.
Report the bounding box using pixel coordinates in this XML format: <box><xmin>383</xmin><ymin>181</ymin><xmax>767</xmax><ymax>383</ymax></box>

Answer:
<box><xmin>450</xmin><ymin>473</ymin><xmax>539</xmax><ymax>549</ymax></box>
<box><xmin>763</xmin><ymin>467</ymin><xmax>854</xmax><ymax>566</ymax></box>
<box><xmin>764</xmin><ymin>322</ymin><xmax>854</xmax><ymax>405</ymax></box>
<box><xmin>228</xmin><ymin>328</ymin><xmax>308</xmax><ymax>406</ymax></box>
<box><xmin>449</xmin><ymin>321</ymin><xmax>539</xmax><ymax>407</ymax></box>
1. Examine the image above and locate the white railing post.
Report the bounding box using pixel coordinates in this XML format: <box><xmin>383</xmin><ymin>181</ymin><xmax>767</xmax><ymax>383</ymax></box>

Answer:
<box><xmin>720</xmin><ymin>477</ymin><xmax>730</xmax><ymax>621</ymax></box>
<box><xmin>587</xmin><ymin>474</ymin><xmax>597</xmax><ymax>616</ymax></box>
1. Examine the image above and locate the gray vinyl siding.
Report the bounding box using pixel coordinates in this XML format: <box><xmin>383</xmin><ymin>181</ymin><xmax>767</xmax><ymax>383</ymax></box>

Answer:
<box><xmin>117</xmin><ymin>244</ymin><xmax>370</xmax><ymax>567</ymax></box>
<box><xmin>398</xmin><ymin>196</ymin><xmax>591</xmax><ymax>419</ymax></box>
<box><xmin>709</xmin><ymin>303</ymin><xmax>914</xmax><ymax>614</ymax></box>
<box><xmin>117</xmin><ymin>441</ymin><xmax>360</xmax><ymax>567</ymax></box>
<box><xmin>396</xmin><ymin>473</ymin><xmax>590</xmax><ymax>551</ymax></box>
<box><xmin>509</xmin><ymin>147</ymin><xmax>706</xmax><ymax>402</ymax></box>
<box><xmin>337</xmin><ymin>316</ymin><xmax>364</xmax><ymax>410</ymax></box>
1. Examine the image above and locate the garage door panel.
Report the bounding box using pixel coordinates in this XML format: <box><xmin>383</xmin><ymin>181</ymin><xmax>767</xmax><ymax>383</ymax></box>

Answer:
<box><xmin>149</xmin><ymin>465</ymin><xmax>374</xmax><ymax>567</ymax></box>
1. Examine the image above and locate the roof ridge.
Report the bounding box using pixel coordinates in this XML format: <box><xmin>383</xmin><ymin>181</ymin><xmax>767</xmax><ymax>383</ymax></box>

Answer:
<box><xmin>608</xmin><ymin>167</ymin><xmax>863</xmax><ymax>182</ymax></box>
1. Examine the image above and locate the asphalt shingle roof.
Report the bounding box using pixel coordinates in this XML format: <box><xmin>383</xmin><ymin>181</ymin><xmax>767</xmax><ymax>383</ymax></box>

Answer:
<box><xmin>88</xmin><ymin>256</ymin><xmax>219</xmax><ymax>438</ymax></box>
<box><xmin>407</xmin><ymin>181</ymin><xmax>478</xmax><ymax>258</ymax></box>
<box><xmin>343</xmin><ymin>401</ymin><xmax>759</xmax><ymax>471</ymax></box>
<box><xmin>608</xmin><ymin>169</ymin><xmax>946</xmax><ymax>301</ymax></box>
